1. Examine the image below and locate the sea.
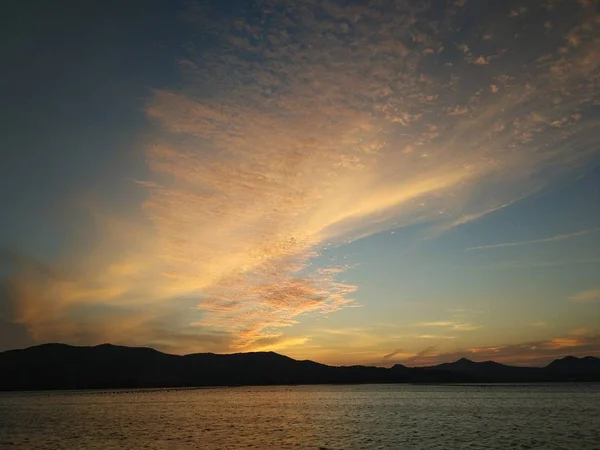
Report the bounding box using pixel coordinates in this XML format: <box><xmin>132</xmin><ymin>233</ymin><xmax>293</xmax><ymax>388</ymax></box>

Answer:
<box><xmin>1</xmin><ymin>384</ymin><xmax>599</xmax><ymax>449</ymax></box>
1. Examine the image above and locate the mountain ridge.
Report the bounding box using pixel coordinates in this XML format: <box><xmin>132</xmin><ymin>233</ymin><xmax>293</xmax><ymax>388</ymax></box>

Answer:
<box><xmin>1</xmin><ymin>343</ymin><xmax>599</xmax><ymax>391</ymax></box>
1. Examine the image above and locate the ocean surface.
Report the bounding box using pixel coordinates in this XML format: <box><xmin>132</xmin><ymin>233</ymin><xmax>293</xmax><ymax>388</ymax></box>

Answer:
<box><xmin>1</xmin><ymin>384</ymin><xmax>599</xmax><ymax>449</ymax></box>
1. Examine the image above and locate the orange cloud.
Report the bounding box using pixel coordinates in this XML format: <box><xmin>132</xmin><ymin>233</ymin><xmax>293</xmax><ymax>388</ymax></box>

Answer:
<box><xmin>398</xmin><ymin>331</ymin><xmax>600</xmax><ymax>367</ymax></box>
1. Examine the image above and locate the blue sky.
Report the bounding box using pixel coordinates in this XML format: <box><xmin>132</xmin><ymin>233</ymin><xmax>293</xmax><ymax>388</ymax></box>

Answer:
<box><xmin>1</xmin><ymin>0</ymin><xmax>599</xmax><ymax>366</ymax></box>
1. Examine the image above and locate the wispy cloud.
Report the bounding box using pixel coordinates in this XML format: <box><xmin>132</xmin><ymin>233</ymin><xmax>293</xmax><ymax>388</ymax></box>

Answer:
<box><xmin>403</xmin><ymin>346</ymin><xmax>438</xmax><ymax>365</ymax></box>
<box><xmin>401</xmin><ymin>330</ymin><xmax>600</xmax><ymax>367</ymax></box>
<box><xmin>477</xmin><ymin>257</ymin><xmax>600</xmax><ymax>271</ymax></box>
<box><xmin>466</xmin><ymin>227</ymin><xmax>600</xmax><ymax>251</ymax></box>
<box><xmin>415</xmin><ymin>321</ymin><xmax>482</xmax><ymax>331</ymax></box>
<box><xmin>569</xmin><ymin>288</ymin><xmax>600</xmax><ymax>303</ymax></box>
<box><xmin>383</xmin><ymin>348</ymin><xmax>405</xmax><ymax>360</ymax></box>
<box><xmin>5</xmin><ymin>0</ymin><xmax>600</xmax><ymax>354</ymax></box>
<box><xmin>417</xmin><ymin>334</ymin><xmax>457</xmax><ymax>340</ymax></box>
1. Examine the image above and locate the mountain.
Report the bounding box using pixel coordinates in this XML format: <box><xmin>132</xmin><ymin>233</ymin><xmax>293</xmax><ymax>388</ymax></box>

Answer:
<box><xmin>0</xmin><ymin>343</ymin><xmax>400</xmax><ymax>390</ymax></box>
<box><xmin>0</xmin><ymin>344</ymin><xmax>599</xmax><ymax>391</ymax></box>
<box><xmin>422</xmin><ymin>358</ymin><xmax>546</xmax><ymax>382</ymax></box>
<box><xmin>546</xmin><ymin>356</ymin><xmax>600</xmax><ymax>380</ymax></box>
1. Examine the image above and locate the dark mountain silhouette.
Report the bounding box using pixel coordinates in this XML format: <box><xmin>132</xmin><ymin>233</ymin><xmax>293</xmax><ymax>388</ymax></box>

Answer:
<box><xmin>422</xmin><ymin>358</ymin><xmax>544</xmax><ymax>382</ymax></box>
<box><xmin>545</xmin><ymin>355</ymin><xmax>600</xmax><ymax>380</ymax></box>
<box><xmin>0</xmin><ymin>344</ymin><xmax>598</xmax><ymax>391</ymax></box>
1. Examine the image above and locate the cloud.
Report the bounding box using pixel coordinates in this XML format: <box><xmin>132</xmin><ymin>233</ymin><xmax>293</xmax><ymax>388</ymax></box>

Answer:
<box><xmin>415</xmin><ymin>321</ymin><xmax>482</xmax><ymax>331</ymax></box>
<box><xmin>569</xmin><ymin>288</ymin><xmax>600</xmax><ymax>304</ymax></box>
<box><xmin>0</xmin><ymin>279</ymin><xmax>34</xmax><ymax>351</ymax></box>
<box><xmin>400</xmin><ymin>331</ymin><xmax>600</xmax><ymax>367</ymax></box>
<box><xmin>430</xmin><ymin>193</ymin><xmax>533</xmax><ymax>236</ymax></box>
<box><xmin>468</xmin><ymin>55</ymin><xmax>491</xmax><ymax>65</ymax></box>
<box><xmin>403</xmin><ymin>346</ymin><xmax>438</xmax><ymax>365</ymax></box>
<box><xmin>4</xmin><ymin>0</ymin><xmax>600</xmax><ymax>354</ymax></box>
<box><xmin>383</xmin><ymin>348</ymin><xmax>405</xmax><ymax>360</ymax></box>
<box><xmin>467</xmin><ymin>227</ymin><xmax>600</xmax><ymax>251</ymax></box>
<box><xmin>417</xmin><ymin>335</ymin><xmax>456</xmax><ymax>339</ymax></box>
<box><xmin>249</xmin><ymin>336</ymin><xmax>311</xmax><ymax>353</ymax></box>
<box><xmin>477</xmin><ymin>257</ymin><xmax>600</xmax><ymax>271</ymax></box>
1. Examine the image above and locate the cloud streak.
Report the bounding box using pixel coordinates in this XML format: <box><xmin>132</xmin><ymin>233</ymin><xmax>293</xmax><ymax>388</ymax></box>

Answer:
<box><xmin>400</xmin><ymin>331</ymin><xmax>600</xmax><ymax>367</ymax></box>
<box><xmin>415</xmin><ymin>321</ymin><xmax>482</xmax><ymax>331</ymax></box>
<box><xmin>569</xmin><ymin>288</ymin><xmax>600</xmax><ymax>304</ymax></box>
<box><xmin>467</xmin><ymin>227</ymin><xmax>600</xmax><ymax>251</ymax></box>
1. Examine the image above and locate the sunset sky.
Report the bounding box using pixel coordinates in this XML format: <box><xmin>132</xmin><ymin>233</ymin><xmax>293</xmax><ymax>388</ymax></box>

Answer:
<box><xmin>1</xmin><ymin>0</ymin><xmax>599</xmax><ymax>367</ymax></box>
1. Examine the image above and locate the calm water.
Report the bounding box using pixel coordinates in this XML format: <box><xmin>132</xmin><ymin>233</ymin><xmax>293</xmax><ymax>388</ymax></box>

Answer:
<box><xmin>1</xmin><ymin>384</ymin><xmax>599</xmax><ymax>449</ymax></box>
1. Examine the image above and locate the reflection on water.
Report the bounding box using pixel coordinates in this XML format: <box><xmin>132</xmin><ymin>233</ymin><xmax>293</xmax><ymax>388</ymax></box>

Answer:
<box><xmin>1</xmin><ymin>384</ymin><xmax>599</xmax><ymax>449</ymax></box>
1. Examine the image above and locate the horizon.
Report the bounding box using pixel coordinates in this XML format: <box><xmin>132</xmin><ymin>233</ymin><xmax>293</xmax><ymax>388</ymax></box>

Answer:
<box><xmin>1</xmin><ymin>0</ymin><xmax>600</xmax><ymax>369</ymax></box>
<box><xmin>3</xmin><ymin>342</ymin><xmax>599</xmax><ymax>370</ymax></box>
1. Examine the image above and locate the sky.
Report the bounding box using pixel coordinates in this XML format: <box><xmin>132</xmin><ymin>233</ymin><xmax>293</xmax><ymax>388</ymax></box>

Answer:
<box><xmin>1</xmin><ymin>0</ymin><xmax>599</xmax><ymax>367</ymax></box>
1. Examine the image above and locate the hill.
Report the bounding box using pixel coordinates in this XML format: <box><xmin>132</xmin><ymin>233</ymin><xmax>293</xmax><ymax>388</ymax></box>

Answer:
<box><xmin>0</xmin><ymin>344</ymin><xmax>598</xmax><ymax>391</ymax></box>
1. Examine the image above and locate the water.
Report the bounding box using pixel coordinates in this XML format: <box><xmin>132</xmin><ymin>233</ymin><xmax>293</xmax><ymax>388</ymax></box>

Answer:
<box><xmin>1</xmin><ymin>384</ymin><xmax>599</xmax><ymax>449</ymax></box>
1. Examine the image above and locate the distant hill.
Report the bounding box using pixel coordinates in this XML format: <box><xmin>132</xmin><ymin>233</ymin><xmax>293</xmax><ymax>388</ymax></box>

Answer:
<box><xmin>546</xmin><ymin>355</ymin><xmax>600</xmax><ymax>380</ymax></box>
<box><xmin>0</xmin><ymin>344</ymin><xmax>598</xmax><ymax>391</ymax></box>
<box><xmin>421</xmin><ymin>358</ymin><xmax>544</xmax><ymax>382</ymax></box>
